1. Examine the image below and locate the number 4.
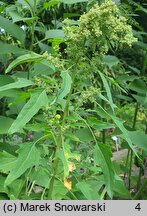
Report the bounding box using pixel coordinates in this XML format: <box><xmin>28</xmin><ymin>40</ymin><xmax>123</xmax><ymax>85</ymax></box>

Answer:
<box><xmin>135</xmin><ymin>203</ymin><xmax>141</xmax><ymax>211</ymax></box>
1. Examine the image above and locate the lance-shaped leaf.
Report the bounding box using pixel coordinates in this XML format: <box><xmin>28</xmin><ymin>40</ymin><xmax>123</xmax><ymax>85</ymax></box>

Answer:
<box><xmin>5</xmin><ymin>53</ymin><xmax>43</xmax><ymax>73</ymax></box>
<box><xmin>59</xmin><ymin>143</ymin><xmax>80</xmax><ymax>178</ymax></box>
<box><xmin>98</xmin><ymin>71</ymin><xmax>116</xmax><ymax>112</ymax></box>
<box><xmin>96</xmin><ymin>104</ymin><xmax>137</xmax><ymax>155</ymax></box>
<box><xmin>5</xmin><ymin>142</ymin><xmax>40</xmax><ymax>186</ymax></box>
<box><xmin>0</xmin><ymin>15</ymin><xmax>25</xmax><ymax>44</ymax></box>
<box><xmin>56</xmin><ymin>70</ymin><xmax>72</xmax><ymax>102</ymax></box>
<box><xmin>61</xmin><ymin>0</ymin><xmax>88</xmax><ymax>4</ymax></box>
<box><xmin>0</xmin><ymin>78</ymin><xmax>33</xmax><ymax>92</ymax></box>
<box><xmin>94</xmin><ymin>143</ymin><xmax>115</xmax><ymax>198</ymax></box>
<box><xmin>0</xmin><ymin>41</ymin><xmax>28</xmax><ymax>55</ymax></box>
<box><xmin>45</xmin><ymin>29</ymin><xmax>64</xmax><ymax>40</ymax></box>
<box><xmin>8</xmin><ymin>90</ymin><xmax>48</xmax><ymax>134</ymax></box>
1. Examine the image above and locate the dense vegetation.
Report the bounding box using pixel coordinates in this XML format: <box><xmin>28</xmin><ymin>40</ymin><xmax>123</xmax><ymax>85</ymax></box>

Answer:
<box><xmin>0</xmin><ymin>0</ymin><xmax>147</xmax><ymax>200</ymax></box>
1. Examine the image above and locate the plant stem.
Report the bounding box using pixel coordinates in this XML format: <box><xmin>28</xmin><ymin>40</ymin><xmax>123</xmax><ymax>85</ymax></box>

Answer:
<box><xmin>128</xmin><ymin>150</ymin><xmax>133</xmax><ymax>190</ymax></box>
<box><xmin>101</xmin><ymin>82</ymin><xmax>106</xmax><ymax>144</ymax></box>
<box><xmin>123</xmin><ymin>150</ymin><xmax>130</xmax><ymax>183</ymax></box>
<box><xmin>128</xmin><ymin>103</ymin><xmax>139</xmax><ymax>190</ymax></box>
<box><xmin>47</xmin><ymin>71</ymin><xmax>76</xmax><ymax>200</ymax></box>
<box><xmin>133</xmin><ymin>179</ymin><xmax>147</xmax><ymax>200</ymax></box>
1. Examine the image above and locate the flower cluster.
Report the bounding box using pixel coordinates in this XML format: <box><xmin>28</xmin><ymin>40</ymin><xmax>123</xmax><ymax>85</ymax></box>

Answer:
<box><xmin>42</xmin><ymin>51</ymin><xmax>65</xmax><ymax>71</ymax></box>
<box><xmin>64</xmin><ymin>0</ymin><xmax>137</xmax><ymax>61</ymax></box>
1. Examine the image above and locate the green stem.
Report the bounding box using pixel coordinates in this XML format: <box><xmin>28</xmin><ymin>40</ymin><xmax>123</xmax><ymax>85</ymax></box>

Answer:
<box><xmin>133</xmin><ymin>179</ymin><xmax>147</xmax><ymax>200</ymax></box>
<box><xmin>128</xmin><ymin>103</ymin><xmax>139</xmax><ymax>190</ymax></box>
<box><xmin>47</xmin><ymin>72</ymin><xmax>76</xmax><ymax>200</ymax></box>
<box><xmin>101</xmin><ymin>82</ymin><xmax>106</xmax><ymax>144</ymax></box>
<box><xmin>123</xmin><ymin>150</ymin><xmax>130</xmax><ymax>183</ymax></box>
<box><xmin>128</xmin><ymin>150</ymin><xmax>133</xmax><ymax>190</ymax></box>
<box><xmin>132</xmin><ymin>103</ymin><xmax>139</xmax><ymax>130</ymax></box>
<box><xmin>136</xmin><ymin>167</ymin><xmax>142</xmax><ymax>191</ymax></box>
<box><xmin>141</xmin><ymin>52</ymin><xmax>147</xmax><ymax>76</ymax></box>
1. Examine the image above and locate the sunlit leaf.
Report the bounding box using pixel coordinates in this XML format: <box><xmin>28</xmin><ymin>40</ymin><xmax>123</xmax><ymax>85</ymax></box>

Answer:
<box><xmin>8</xmin><ymin>90</ymin><xmax>48</xmax><ymax>134</ymax></box>
<box><xmin>6</xmin><ymin>53</ymin><xmax>43</xmax><ymax>73</ymax></box>
<box><xmin>0</xmin><ymin>78</ymin><xmax>33</xmax><ymax>92</ymax></box>
<box><xmin>5</xmin><ymin>142</ymin><xmax>40</xmax><ymax>186</ymax></box>
<box><xmin>56</xmin><ymin>70</ymin><xmax>72</xmax><ymax>102</ymax></box>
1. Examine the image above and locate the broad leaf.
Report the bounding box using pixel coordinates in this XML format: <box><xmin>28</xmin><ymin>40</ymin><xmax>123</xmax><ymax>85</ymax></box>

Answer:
<box><xmin>6</xmin><ymin>53</ymin><xmax>43</xmax><ymax>73</ymax></box>
<box><xmin>56</xmin><ymin>70</ymin><xmax>72</xmax><ymax>102</ymax></box>
<box><xmin>103</xmin><ymin>55</ymin><xmax>120</xmax><ymax>69</ymax></box>
<box><xmin>94</xmin><ymin>143</ymin><xmax>115</xmax><ymax>198</ymax></box>
<box><xmin>0</xmin><ymin>75</ymin><xmax>14</xmax><ymax>86</ymax></box>
<box><xmin>8</xmin><ymin>90</ymin><xmax>48</xmax><ymax>134</ymax></box>
<box><xmin>28</xmin><ymin>166</ymin><xmax>50</xmax><ymax>188</ymax></box>
<box><xmin>113</xmin><ymin>177</ymin><xmax>131</xmax><ymax>199</ymax></box>
<box><xmin>52</xmin><ymin>179</ymin><xmax>68</xmax><ymax>200</ymax></box>
<box><xmin>76</xmin><ymin>178</ymin><xmax>104</xmax><ymax>200</ymax></box>
<box><xmin>0</xmin><ymin>15</ymin><xmax>25</xmax><ymax>44</ymax></box>
<box><xmin>0</xmin><ymin>41</ymin><xmax>28</xmax><ymax>55</ymax></box>
<box><xmin>95</xmin><ymin>104</ymin><xmax>137</xmax><ymax>155</ymax></box>
<box><xmin>0</xmin><ymin>151</ymin><xmax>16</xmax><ymax>173</ymax></box>
<box><xmin>43</xmin><ymin>1</ymin><xmax>61</xmax><ymax>8</ymax></box>
<box><xmin>0</xmin><ymin>78</ymin><xmax>33</xmax><ymax>92</ymax></box>
<box><xmin>98</xmin><ymin>71</ymin><xmax>116</xmax><ymax>112</ymax></box>
<box><xmin>5</xmin><ymin>142</ymin><xmax>40</xmax><ymax>186</ymax></box>
<box><xmin>125</xmin><ymin>131</ymin><xmax>147</xmax><ymax>151</ymax></box>
<box><xmin>0</xmin><ymin>116</ymin><xmax>14</xmax><ymax>134</ymax></box>
<box><xmin>61</xmin><ymin>0</ymin><xmax>88</xmax><ymax>4</ymax></box>
<box><xmin>87</xmin><ymin>116</ymin><xmax>115</xmax><ymax>131</ymax></box>
<box><xmin>74</xmin><ymin>128</ymin><xmax>93</xmax><ymax>143</ymax></box>
<box><xmin>45</xmin><ymin>29</ymin><xmax>64</xmax><ymax>40</ymax></box>
<box><xmin>59</xmin><ymin>143</ymin><xmax>80</xmax><ymax>178</ymax></box>
<box><xmin>128</xmin><ymin>79</ymin><xmax>147</xmax><ymax>94</ymax></box>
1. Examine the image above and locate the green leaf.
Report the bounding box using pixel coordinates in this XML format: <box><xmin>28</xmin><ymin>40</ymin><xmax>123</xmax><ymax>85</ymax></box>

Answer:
<box><xmin>0</xmin><ymin>15</ymin><xmax>25</xmax><ymax>44</ymax></box>
<box><xmin>0</xmin><ymin>116</ymin><xmax>14</xmax><ymax>134</ymax></box>
<box><xmin>98</xmin><ymin>71</ymin><xmax>116</xmax><ymax>112</ymax></box>
<box><xmin>0</xmin><ymin>78</ymin><xmax>33</xmax><ymax>92</ymax></box>
<box><xmin>0</xmin><ymin>176</ymin><xmax>8</xmax><ymax>194</ymax></box>
<box><xmin>111</xmin><ymin>116</ymin><xmax>137</xmax><ymax>154</ymax></box>
<box><xmin>28</xmin><ymin>166</ymin><xmax>50</xmax><ymax>188</ymax></box>
<box><xmin>45</xmin><ymin>29</ymin><xmax>64</xmax><ymax>40</ymax></box>
<box><xmin>8</xmin><ymin>90</ymin><xmax>48</xmax><ymax>134</ymax></box>
<box><xmin>132</xmin><ymin>94</ymin><xmax>147</xmax><ymax>107</ymax></box>
<box><xmin>8</xmin><ymin>10</ymin><xmax>35</xmax><ymax>23</ymax></box>
<box><xmin>0</xmin><ymin>75</ymin><xmax>14</xmax><ymax>86</ymax></box>
<box><xmin>87</xmin><ymin>116</ymin><xmax>115</xmax><ymax>131</ymax></box>
<box><xmin>52</xmin><ymin>179</ymin><xmax>68</xmax><ymax>200</ymax></box>
<box><xmin>5</xmin><ymin>142</ymin><xmax>40</xmax><ymax>186</ymax></box>
<box><xmin>43</xmin><ymin>1</ymin><xmax>61</xmax><ymax>9</ymax></box>
<box><xmin>0</xmin><ymin>41</ymin><xmax>28</xmax><ymax>55</ymax></box>
<box><xmin>56</xmin><ymin>70</ymin><xmax>72</xmax><ymax>102</ymax></box>
<box><xmin>59</xmin><ymin>143</ymin><xmax>80</xmax><ymax>178</ymax></box>
<box><xmin>76</xmin><ymin>178</ymin><xmax>104</xmax><ymax>200</ymax></box>
<box><xmin>33</xmin><ymin>60</ymin><xmax>56</xmax><ymax>76</ymax></box>
<box><xmin>0</xmin><ymin>151</ymin><xmax>16</xmax><ymax>173</ymax></box>
<box><xmin>113</xmin><ymin>177</ymin><xmax>131</xmax><ymax>199</ymax></box>
<box><xmin>95</xmin><ymin>104</ymin><xmax>137</xmax><ymax>155</ymax></box>
<box><xmin>103</xmin><ymin>55</ymin><xmax>120</xmax><ymax>69</ymax></box>
<box><xmin>6</xmin><ymin>179</ymin><xmax>24</xmax><ymax>199</ymax></box>
<box><xmin>126</xmin><ymin>131</ymin><xmax>147</xmax><ymax>151</ymax></box>
<box><xmin>94</xmin><ymin>143</ymin><xmax>115</xmax><ymax>198</ymax></box>
<box><xmin>5</xmin><ymin>53</ymin><xmax>43</xmax><ymax>73</ymax></box>
<box><xmin>61</xmin><ymin>0</ymin><xmax>88</xmax><ymax>4</ymax></box>
<box><xmin>74</xmin><ymin>128</ymin><xmax>93</xmax><ymax>143</ymax></box>
<box><xmin>128</xmin><ymin>79</ymin><xmax>147</xmax><ymax>94</ymax></box>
